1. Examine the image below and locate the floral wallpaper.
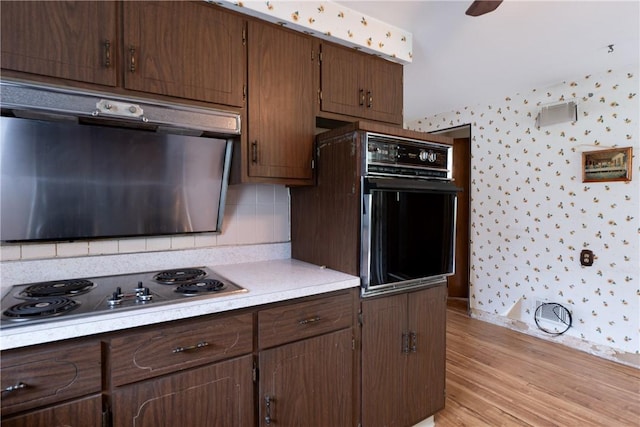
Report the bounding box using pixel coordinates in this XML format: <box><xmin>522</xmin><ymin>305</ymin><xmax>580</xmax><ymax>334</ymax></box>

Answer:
<box><xmin>210</xmin><ymin>0</ymin><xmax>413</xmax><ymax>63</ymax></box>
<box><xmin>407</xmin><ymin>67</ymin><xmax>639</xmax><ymax>362</ymax></box>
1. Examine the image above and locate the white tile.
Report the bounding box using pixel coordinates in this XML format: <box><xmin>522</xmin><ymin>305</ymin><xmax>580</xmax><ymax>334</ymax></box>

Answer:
<box><xmin>274</xmin><ymin>202</ymin><xmax>291</xmax><ymax>242</ymax></box>
<box><xmin>21</xmin><ymin>243</ymin><xmax>56</xmax><ymax>260</ymax></box>
<box><xmin>256</xmin><ymin>184</ymin><xmax>275</xmax><ymax>204</ymax></box>
<box><xmin>89</xmin><ymin>240</ymin><xmax>119</xmax><ymax>256</ymax></box>
<box><xmin>274</xmin><ymin>185</ymin><xmax>289</xmax><ymax>204</ymax></box>
<box><xmin>254</xmin><ymin>203</ymin><xmax>275</xmax><ymax>243</ymax></box>
<box><xmin>118</xmin><ymin>238</ymin><xmax>146</xmax><ymax>254</ymax></box>
<box><xmin>0</xmin><ymin>245</ymin><xmax>21</xmax><ymax>261</ymax></box>
<box><xmin>56</xmin><ymin>242</ymin><xmax>89</xmax><ymax>258</ymax></box>
<box><xmin>146</xmin><ymin>237</ymin><xmax>172</xmax><ymax>252</ymax></box>
<box><xmin>171</xmin><ymin>235</ymin><xmax>195</xmax><ymax>250</ymax></box>
<box><xmin>195</xmin><ymin>233</ymin><xmax>217</xmax><ymax>248</ymax></box>
<box><xmin>236</xmin><ymin>204</ymin><xmax>259</xmax><ymax>244</ymax></box>
<box><xmin>236</xmin><ymin>184</ymin><xmax>257</xmax><ymax>205</ymax></box>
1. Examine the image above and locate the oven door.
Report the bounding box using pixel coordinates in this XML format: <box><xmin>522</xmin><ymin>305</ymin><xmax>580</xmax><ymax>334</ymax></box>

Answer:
<box><xmin>361</xmin><ymin>177</ymin><xmax>461</xmax><ymax>297</ymax></box>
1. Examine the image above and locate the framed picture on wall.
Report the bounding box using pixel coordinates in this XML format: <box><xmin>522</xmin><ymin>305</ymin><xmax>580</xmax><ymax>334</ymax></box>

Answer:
<box><xmin>582</xmin><ymin>147</ymin><xmax>633</xmax><ymax>183</ymax></box>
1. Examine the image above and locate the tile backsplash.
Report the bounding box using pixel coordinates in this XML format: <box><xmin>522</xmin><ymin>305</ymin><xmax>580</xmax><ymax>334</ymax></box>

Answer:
<box><xmin>1</xmin><ymin>184</ymin><xmax>290</xmax><ymax>262</ymax></box>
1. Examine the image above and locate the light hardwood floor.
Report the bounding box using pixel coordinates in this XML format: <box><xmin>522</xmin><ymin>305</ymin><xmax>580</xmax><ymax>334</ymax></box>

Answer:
<box><xmin>435</xmin><ymin>307</ymin><xmax>640</xmax><ymax>426</ymax></box>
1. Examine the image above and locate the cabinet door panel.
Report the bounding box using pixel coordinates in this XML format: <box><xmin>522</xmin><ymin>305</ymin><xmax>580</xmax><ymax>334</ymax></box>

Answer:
<box><xmin>259</xmin><ymin>329</ymin><xmax>354</xmax><ymax>427</ymax></box>
<box><xmin>360</xmin><ymin>293</ymin><xmax>407</xmax><ymax>427</ymax></box>
<box><xmin>247</xmin><ymin>21</ymin><xmax>315</xmax><ymax>181</ymax></box>
<box><xmin>1</xmin><ymin>394</ymin><xmax>102</xmax><ymax>427</ymax></box>
<box><xmin>320</xmin><ymin>43</ymin><xmax>364</xmax><ymax>118</ymax></box>
<box><xmin>366</xmin><ymin>57</ymin><xmax>403</xmax><ymax>124</ymax></box>
<box><xmin>112</xmin><ymin>355</ymin><xmax>254</xmax><ymax>427</ymax></box>
<box><xmin>123</xmin><ymin>1</ymin><xmax>245</xmax><ymax>106</ymax></box>
<box><xmin>406</xmin><ymin>285</ymin><xmax>447</xmax><ymax>423</ymax></box>
<box><xmin>0</xmin><ymin>1</ymin><xmax>117</xmax><ymax>86</ymax></box>
<box><xmin>1</xmin><ymin>341</ymin><xmax>101</xmax><ymax>417</ymax></box>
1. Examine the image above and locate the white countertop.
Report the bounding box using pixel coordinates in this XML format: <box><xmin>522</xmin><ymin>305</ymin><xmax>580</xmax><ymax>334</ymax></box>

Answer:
<box><xmin>0</xmin><ymin>259</ymin><xmax>360</xmax><ymax>351</ymax></box>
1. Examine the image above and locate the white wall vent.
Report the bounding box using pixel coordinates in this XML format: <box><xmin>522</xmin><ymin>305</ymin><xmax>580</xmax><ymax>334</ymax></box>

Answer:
<box><xmin>536</xmin><ymin>101</ymin><xmax>577</xmax><ymax>127</ymax></box>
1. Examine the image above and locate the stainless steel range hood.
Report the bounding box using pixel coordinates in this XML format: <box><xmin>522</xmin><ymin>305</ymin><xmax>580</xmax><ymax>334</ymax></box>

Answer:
<box><xmin>0</xmin><ymin>80</ymin><xmax>242</xmax><ymax>242</ymax></box>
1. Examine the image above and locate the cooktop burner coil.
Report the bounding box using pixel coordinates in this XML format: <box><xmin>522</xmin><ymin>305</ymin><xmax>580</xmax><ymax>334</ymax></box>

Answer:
<box><xmin>20</xmin><ymin>279</ymin><xmax>95</xmax><ymax>298</ymax></box>
<box><xmin>175</xmin><ymin>279</ymin><xmax>225</xmax><ymax>295</ymax></box>
<box><xmin>3</xmin><ymin>297</ymin><xmax>80</xmax><ymax>320</ymax></box>
<box><xmin>154</xmin><ymin>268</ymin><xmax>207</xmax><ymax>285</ymax></box>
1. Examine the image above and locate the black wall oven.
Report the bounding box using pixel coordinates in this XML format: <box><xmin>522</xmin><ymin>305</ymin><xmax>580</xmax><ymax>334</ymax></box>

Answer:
<box><xmin>291</xmin><ymin>123</ymin><xmax>460</xmax><ymax>298</ymax></box>
<box><xmin>360</xmin><ymin>133</ymin><xmax>460</xmax><ymax>296</ymax></box>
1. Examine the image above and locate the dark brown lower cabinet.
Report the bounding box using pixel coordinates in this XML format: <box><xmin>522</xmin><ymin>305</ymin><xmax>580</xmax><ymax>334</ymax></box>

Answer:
<box><xmin>259</xmin><ymin>328</ymin><xmax>355</xmax><ymax>427</ymax></box>
<box><xmin>361</xmin><ymin>284</ymin><xmax>447</xmax><ymax>427</ymax></box>
<box><xmin>111</xmin><ymin>355</ymin><xmax>254</xmax><ymax>427</ymax></box>
<box><xmin>0</xmin><ymin>394</ymin><xmax>102</xmax><ymax>427</ymax></box>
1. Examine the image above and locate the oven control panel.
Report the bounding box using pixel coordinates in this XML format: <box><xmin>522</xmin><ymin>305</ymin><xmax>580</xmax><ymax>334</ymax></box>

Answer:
<box><xmin>365</xmin><ymin>132</ymin><xmax>452</xmax><ymax>179</ymax></box>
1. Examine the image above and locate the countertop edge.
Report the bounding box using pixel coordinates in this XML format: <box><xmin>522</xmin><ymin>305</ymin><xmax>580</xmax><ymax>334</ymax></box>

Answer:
<box><xmin>0</xmin><ymin>260</ymin><xmax>360</xmax><ymax>351</ymax></box>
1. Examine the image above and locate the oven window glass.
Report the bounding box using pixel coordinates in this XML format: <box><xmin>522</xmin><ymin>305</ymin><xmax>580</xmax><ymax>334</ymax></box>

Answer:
<box><xmin>369</xmin><ymin>189</ymin><xmax>456</xmax><ymax>287</ymax></box>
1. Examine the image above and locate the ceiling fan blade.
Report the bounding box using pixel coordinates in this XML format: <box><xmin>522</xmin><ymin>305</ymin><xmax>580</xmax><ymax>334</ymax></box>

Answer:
<box><xmin>465</xmin><ymin>0</ymin><xmax>503</xmax><ymax>16</ymax></box>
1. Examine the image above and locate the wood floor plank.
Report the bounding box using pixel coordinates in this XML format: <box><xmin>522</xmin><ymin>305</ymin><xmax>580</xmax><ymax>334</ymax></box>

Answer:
<box><xmin>435</xmin><ymin>308</ymin><xmax>640</xmax><ymax>427</ymax></box>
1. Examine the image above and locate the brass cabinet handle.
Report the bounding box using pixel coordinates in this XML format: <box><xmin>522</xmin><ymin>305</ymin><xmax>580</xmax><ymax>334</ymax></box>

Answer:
<box><xmin>298</xmin><ymin>316</ymin><xmax>321</xmax><ymax>325</ymax></box>
<box><xmin>129</xmin><ymin>46</ymin><xmax>136</xmax><ymax>72</ymax></box>
<box><xmin>103</xmin><ymin>40</ymin><xmax>111</xmax><ymax>68</ymax></box>
<box><xmin>3</xmin><ymin>382</ymin><xmax>28</xmax><ymax>393</ymax></box>
<box><xmin>410</xmin><ymin>331</ymin><xmax>417</xmax><ymax>352</ymax></box>
<box><xmin>172</xmin><ymin>341</ymin><xmax>209</xmax><ymax>354</ymax></box>
<box><xmin>402</xmin><ymin>332</ymin><xmax>409</xmax><ymax>354</ymax></box>
<box><xmin>359</xmin><ymin>89</ymin><xmax>365</xmax><ymax>106</ymax></box>
<box><xmin>367</xmin><ymin>90</ymin><xmax>373</xmax><ymax>108</ymax></box>
<box><xmin>251</xmin><ymin>141</ymin><xmax>258</xmax><ymax>163</ymax></box>
<box><xmin>264</xmin><ymin>395</ymin><xmax>273</xmax><ymax>425</ymax></box>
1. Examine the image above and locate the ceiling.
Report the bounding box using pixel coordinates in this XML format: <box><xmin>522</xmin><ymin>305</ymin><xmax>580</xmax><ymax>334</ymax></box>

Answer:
<box><xmin>337</xmin><ymin>1</ymin><xmax>640</xmax><ymax>122</ymax></box>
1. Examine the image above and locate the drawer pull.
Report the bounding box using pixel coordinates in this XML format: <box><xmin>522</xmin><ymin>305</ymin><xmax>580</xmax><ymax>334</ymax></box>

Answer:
<box><xmin>298</xmin><ymin>316</ymin><xmax>321</xmax><ymax>325</ymax></box>
<box><xmin>172</xmin><ymin>341</ymin><xmax>209</xmax><ymax>354</ymax></box>
<box><xmin>3</xmin><ymin>382</ymin><xmax>28</xmax><ymax>393</ymax></box>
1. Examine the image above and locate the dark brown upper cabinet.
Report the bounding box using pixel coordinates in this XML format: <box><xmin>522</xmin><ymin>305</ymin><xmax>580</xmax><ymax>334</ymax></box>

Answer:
<box><xmin>123</xmin><ymin>1</ymin><xmax>245</xmax><ymax>107</ymax></box>
<box><xmin>1</xmin><ymin>1</ymin><xmax>246</xmax><ymax>108</ymax></box>
<box><xmin>319</xmin><ymin>43</ymin><xmax>403</xmax><ymax>125</ymax></box>
<box><xmin>245</xmin><ymin>20</ymin><xmax>317</xmax><ymax>185</ymax></box>
<box><xmin>0</xmin><ymin>1</ymin><xmax>118</xmax><ymax>87</ymax></box>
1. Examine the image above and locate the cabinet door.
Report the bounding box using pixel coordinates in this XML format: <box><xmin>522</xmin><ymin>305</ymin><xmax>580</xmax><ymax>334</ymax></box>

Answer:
<box><xmin>0</xmin><ymin>1</ymin><xmax>117</xmax><ymax>86</ymax></box>
<box><xmin>123</xmin><ymin>1</ymin><xmax>245</xmax><ymax>106</ymax></box>
<box><xmin>259</xmin><ymin>329</ymin><xmax>354</xmax><ymax>426</ymax></box>
<box><xmin>361</xmin><ymin>292</ymin><xmax>407</xmax><ymax>427</ymax></box>
<box><xmin>1</xmin><ymin>394</ymin><xmax>102</xmax><ymax>427</ymax></box>
<box><xmin>247</xmin><ymin>21</ymin><xmax>315</xmax><ymax>183</ymax></box>
<box><xmin>366</xmin><ymin>56</ymin><xmax>403</xmax><ymax>124</ymax></box>
<box><xmin>112</xmin><ymin>355</ymin><xmax>254</xmax><ymax>427</ymax></box>
<box><xmin>320</xmin><ymin>43</ymin><xmax>366</xmax><ymax>119</ymax></box>
<box><xmin>405</xmin><ymin>285</ymin><xmax>447</xmax><ymax>425</ymax></box>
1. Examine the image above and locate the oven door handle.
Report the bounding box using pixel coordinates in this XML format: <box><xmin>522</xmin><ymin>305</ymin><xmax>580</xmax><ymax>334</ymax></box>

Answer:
<box><xmin>364</xmin><ymin>177</ymin><xmax>462</xmax><ymax>193</ymax></box>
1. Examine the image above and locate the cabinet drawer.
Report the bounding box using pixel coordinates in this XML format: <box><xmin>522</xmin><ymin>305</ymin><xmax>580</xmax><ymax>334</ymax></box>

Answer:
<box><xmin>258</xmin><ymin>291</ymin><xmax>353</xmax><ymax>349</ymax></box>
<box><xmin>0</xmin><ymin>340</ymin><xmax>102</xmax><ymax>417</ymax></box>
<box><xmin>110</xmin><ymin>312</ymin><xmax>253</xmax><ymax>386</ymax></box>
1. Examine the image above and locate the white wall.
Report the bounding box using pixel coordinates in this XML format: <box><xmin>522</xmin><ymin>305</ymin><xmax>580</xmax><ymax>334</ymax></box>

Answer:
<box><xmin>0</xmin><ymin>183</ymin><xmax>290</xmax><ymax>261</ymax></box>
<box><xmin>407</xmin><ymin>66</ymin><xmax>639</xmax><ymax>366</ymax></box>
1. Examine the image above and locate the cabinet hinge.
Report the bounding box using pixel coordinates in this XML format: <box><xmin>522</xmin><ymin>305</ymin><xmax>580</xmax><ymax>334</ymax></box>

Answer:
<box><xmin>358</xmin><ymin>311</ymin><xmax>363</xmax><ymax>326</ymax></box>
<box><xmin>319</xmin><ymin>51</ymin><xmax>323</xmax><ymax>63</ymax></box>
<box><xmin>318</xmin><ymin>89</ymin><xmax>322</xmax><ymax>103</ymax></box>
<box><xmin>352</xmin><ymin>337</ymin><xmax>355</xmax><ymax>350</ymax></box>
<box><xmin>242</xmin><ymin>26</ymin><xmax>247</xmax><ymax>46</ymax></box>
<box><xmin>243</xmin><ymin>85</ymin><xmax>247</xmax><ymax>101</ymax></box>
<box><xmin>253</xmin><ymin>361</ymin><xmax>258</xmax><ymax>383</ymax></box>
